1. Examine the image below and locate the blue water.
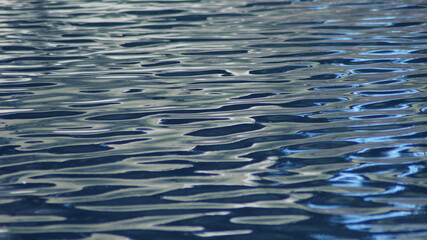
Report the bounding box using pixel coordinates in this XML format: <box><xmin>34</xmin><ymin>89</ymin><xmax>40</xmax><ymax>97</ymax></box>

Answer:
<box><xmin>0</xmin><ymin>0</ymin><xmax>427</xmax><ymax>239</ymax></box>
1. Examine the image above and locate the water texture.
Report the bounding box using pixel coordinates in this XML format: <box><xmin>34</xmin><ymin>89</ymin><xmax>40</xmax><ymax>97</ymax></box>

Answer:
<box><xmin>0</xmin><ymin>0</ymin><xmax>426</xmax><ymax>239</ymax></box>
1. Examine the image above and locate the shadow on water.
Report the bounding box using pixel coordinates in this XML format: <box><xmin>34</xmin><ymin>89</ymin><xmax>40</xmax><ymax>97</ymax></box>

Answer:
<box><xmin>0</xmin><ymin>0</ymin><xmax>427</xmax><ymax>239</ymax></box>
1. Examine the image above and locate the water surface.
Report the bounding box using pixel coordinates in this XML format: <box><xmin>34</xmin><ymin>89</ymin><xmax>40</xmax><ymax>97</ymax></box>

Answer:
<box><xmin>1</xmin><ymin>0</ymin><xmax>427</xmax><ymax>239</ymax></box>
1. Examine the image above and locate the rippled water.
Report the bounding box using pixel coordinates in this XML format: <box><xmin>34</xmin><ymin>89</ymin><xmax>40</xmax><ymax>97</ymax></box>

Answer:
<box><xmin>1</xmin><ymin>0</ymin><xmax>427</xmax><ymax>239</ymax></box>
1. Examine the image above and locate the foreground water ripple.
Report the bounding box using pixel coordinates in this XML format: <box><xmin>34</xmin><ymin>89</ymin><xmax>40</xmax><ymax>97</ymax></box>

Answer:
<box><xmin>0</xmin><ymin>0</ymin><xmax>426</xmax><ymax>239</ymax></box>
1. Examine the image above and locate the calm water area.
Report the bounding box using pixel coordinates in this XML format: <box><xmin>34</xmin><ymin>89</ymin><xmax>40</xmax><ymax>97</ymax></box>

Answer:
<box><xmin>0</xmin><ymin>0</ymin><xmax>427</xmax><ymax>239</ymax></box>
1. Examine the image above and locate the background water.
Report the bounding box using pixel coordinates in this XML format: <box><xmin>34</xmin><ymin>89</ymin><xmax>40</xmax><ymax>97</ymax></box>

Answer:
<box><xmin>0</xmin><ymin>0</ymin><xmax>426</xmax><ymax>239</ymax></box>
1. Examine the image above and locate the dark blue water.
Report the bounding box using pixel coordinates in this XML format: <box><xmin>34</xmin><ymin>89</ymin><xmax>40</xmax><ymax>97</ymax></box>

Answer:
<box><xmin>1</xmin><ymin>0</ymin><xmax>427</xmax><ymax>239</ymax></box>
